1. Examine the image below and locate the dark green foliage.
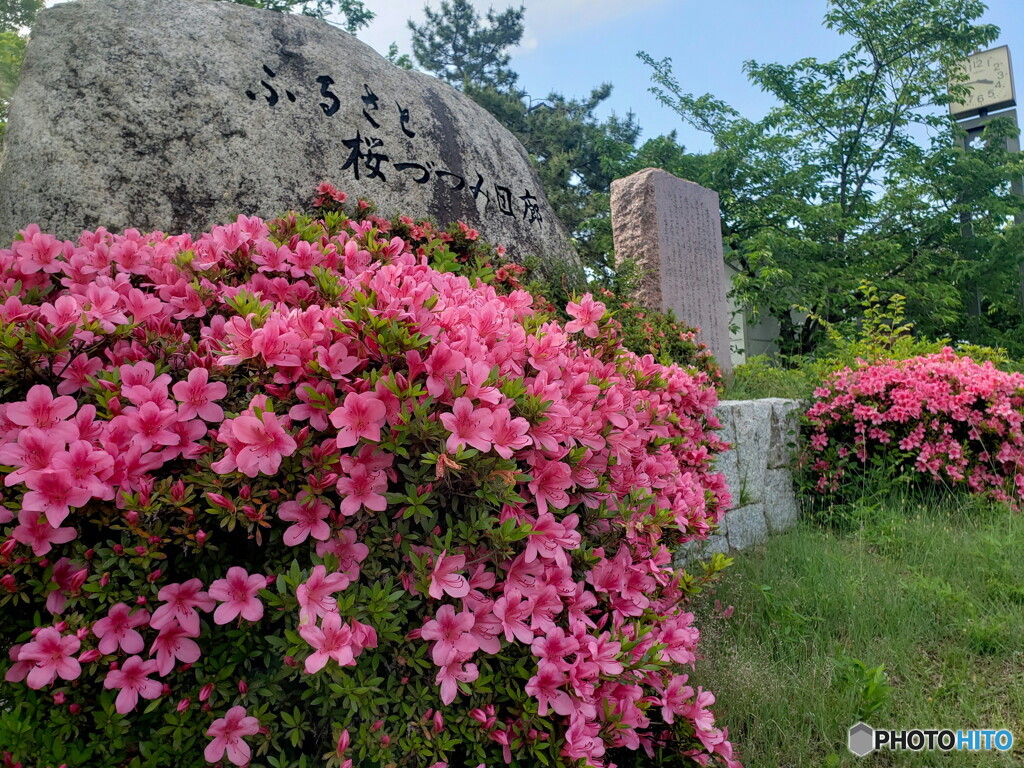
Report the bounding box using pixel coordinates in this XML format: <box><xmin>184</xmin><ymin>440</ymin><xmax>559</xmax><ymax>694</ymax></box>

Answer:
<box><xmin>408</xmin><ymin>0</ymin><xmax>524</xmax><ymax>90</ymax></box>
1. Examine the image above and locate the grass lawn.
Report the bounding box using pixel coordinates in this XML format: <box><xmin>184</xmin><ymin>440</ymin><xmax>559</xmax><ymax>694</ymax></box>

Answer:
<box><xmin>689</xmin><ymin>488</ymin><xmax>1024</xmax><ymax>767</ymax></box>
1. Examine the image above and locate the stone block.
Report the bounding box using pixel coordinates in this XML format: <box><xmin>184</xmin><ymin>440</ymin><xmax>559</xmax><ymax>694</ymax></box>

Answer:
<box><xmin>610</xmin><ymin>168</ymin><xmax>732</xmax><ymax>376</ymax></box>
<box><xmin>731</xmin><ymin>400</ymin><xmax>771</xmax><ymax>504</ymax></box>
<box><xmin>726</xmin><ymin>503</ymin><xmax>768</xmax><ymax>551</ymax></box>
<box><xmin>674</xmin><ymin>534</ymin><xmax>729</xmax><ymax>568</ymax></box>
<box><xmin>763</xmin><ymin>468</ymin><xmax>800</xmax><ymax>533</ymax></box>
<box><xmin>766</xmin><ymin>398</ymin><xmax>803</xmax><ymax>469</ymax></box>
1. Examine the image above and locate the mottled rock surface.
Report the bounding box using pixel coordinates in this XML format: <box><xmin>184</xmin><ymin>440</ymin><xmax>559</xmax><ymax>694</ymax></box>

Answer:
<box><xmin>0</xmin><ymin>0</ymin><xmax>581</xmax><ymax>282</ymax></box>
<box><xmin>610</xmin><ymin>168</ymin><xmax>733</xmax><ymax>375</ymax></box>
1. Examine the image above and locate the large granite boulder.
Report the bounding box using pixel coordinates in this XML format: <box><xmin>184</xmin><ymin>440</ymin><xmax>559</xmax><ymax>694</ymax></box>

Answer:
<box><xmin>0</xmin><ymin>0</ymin><xmax>582</xmax><ymax>282</ymax></box>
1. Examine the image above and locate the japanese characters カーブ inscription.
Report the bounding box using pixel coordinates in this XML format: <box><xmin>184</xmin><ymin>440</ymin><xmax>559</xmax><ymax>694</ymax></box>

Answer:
<box><xmin>243</xmin><ymin>65</ymin><xmax>542</xmax><ymax>225</ymax></box>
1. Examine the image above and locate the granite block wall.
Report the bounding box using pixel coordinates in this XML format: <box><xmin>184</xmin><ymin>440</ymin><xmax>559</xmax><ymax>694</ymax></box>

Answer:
<box><xmin>679</xmin><ymin>398</ymin><xmax>803</xmax><ymax>563</ymax></box>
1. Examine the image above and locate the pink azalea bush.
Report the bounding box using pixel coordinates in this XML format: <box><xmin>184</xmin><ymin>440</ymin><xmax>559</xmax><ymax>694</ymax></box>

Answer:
<box><xmin>0</xmin><ymin>189</ymin><xmax>737</xmax><ymax>768</ymax></box>
<box><xmin>804</xmin><ymin>349</ymin><xmax>1024</xmax><ymax>506</ymax></box>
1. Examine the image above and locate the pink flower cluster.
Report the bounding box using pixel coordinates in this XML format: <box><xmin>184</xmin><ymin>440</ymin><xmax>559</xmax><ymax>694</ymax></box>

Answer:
<box><xmin>0</xmin><ymin>201</ymin><xmax>734</xmax><ymax>768</ymax></box>
<box><xmin>805</xmin><ymin>349</ymin><xmax>1024</xmax><ymax>504</ymax></box>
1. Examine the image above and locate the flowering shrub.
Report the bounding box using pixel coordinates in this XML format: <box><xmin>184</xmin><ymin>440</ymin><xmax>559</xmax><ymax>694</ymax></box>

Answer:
<box><xmin>804</xmin><ymin>349</ymin><xmax>1024</xmax><ymax>506</ymax></box>
<box><xmin>0</xmin><ymin>188</ymin><xmax>737</xmax><ymax>768</ymax></box>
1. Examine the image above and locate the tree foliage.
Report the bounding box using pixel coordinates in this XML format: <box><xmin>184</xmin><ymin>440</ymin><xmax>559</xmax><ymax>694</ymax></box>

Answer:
<box><xmin>409</xmin><ymin>0</ymin><xmax>524</xmax><ymax>90</ymax></box>
<box><xmin>641</xmin><ymin>0</ymin><xmax>1024</xmax><ymax>356</ymax></box>
<box><xmin>219</xmin><ymin>0</ymin><xmax>374</xmax><ymax>31</ymax></box>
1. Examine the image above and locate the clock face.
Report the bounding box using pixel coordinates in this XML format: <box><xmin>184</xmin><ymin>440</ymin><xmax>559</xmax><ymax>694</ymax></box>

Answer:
<box><xmin>950</xmin><ymin>46</ymin><xmax>1016</xmax><ymax>118</ymax></box>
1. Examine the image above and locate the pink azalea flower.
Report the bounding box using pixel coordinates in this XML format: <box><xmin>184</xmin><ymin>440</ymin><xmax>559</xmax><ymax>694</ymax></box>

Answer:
<box><xmin>330</xmin><ymin>392</ymin><xmax>387</xmax><ymax>449</ymax></box>
<box><xmin>11</xmin><ymin>509</ymin><xmax>77</xmax><ymax>556</ymax></box>
<box><xmin>428</xmin><ymin>551</ymin><xmax>470</xmax><ymax>600</ymax></box>
<box><xmin>150</xmin><ymin>578</ymin><xmax>215</xmax><ymax>635</ymax></box>
<box><xmin>296</xmin><ymin>565</ymin><xmax>350</xmax><ymax>622</ymax></box>
<box><xmin>492</xmin><ymin>588</ymin><xmax>535</xmax><ymax>644</ymax></box>
<box><xmin>149</xmin><ymin>620</ymin><xmax>202</xmax><ymax>676</ymax></box>
<box><xmin>524</xmin><ymin>662</ymin><xmax>574</xmax><ymax>716</ymax></box>
<box><xmin>228</xmin><ymin>410</ymin><xmax>297</xmax><ymax>477</ymax></box>
<box><xmin>299</xmin><ymin>612</ymin><xmax>355</xmax><ymax>673</ymax></box>
<box><xmin>660</xmin><ymin>673</ymin><xmax>696</xmax><ymax>725</ymax></box>
<box><xmin>564</xmin><ymin>293</ymin><xmax>606</xmax><ymax>338</ymax></box>
<box><xmin>440</xmin><ymin>397</ymin><xmax>494</xmax><ymax>453</ymax></box>
<box><xmin>436</xmin><ymin>659</ymin><xmax>479</xmax><ymax>705</ymax></box>
<box><xmin>18</xmin><ymin>627</ymin><xmax>81</xmax><ymax>689</ymax></box>
<box><xmin>208</xmin><ymin>567</ymin><xmax>265</xmax><ymax>624</ymax></box>
<box><xmin>172</xmin><ymin>367</ymin><xmax>227</xmax><ymax>422</ymax></box>
<box><xmin>489</xmin><ymin>407</ymin><xmax>532</xmax><ymax>459</ymax></box>
<box><xmin>6</xmin><ymin>385</ymin><xmax>78</xmax><ymax>440</ymax></box>
<box><xmin>336</xmin><ymin>464</ymin><xmax>388</xmax><ymax>517</ymax></box>
<box><xmin>93</xmin><ymin>603</ymin><xmax>150</xmax><ymax>654</ymax></box>
<box><xmin>13</xmin><ymin>224</ymin><xmax>65</xmax><ymax>273</ymax></box>
<box><xmin>315</xmin><ymin>528</ymin><xmax>370</xmax><ymax>583</ymax></box>
<box><xmin>21</xmin><ymin>469</ymin><xmax>93</xmax><ymax>528</ymax></box>
<box><xmin>420</xmin><ymin>605</ymin><xmax>479</xmax><ymax>666</ymax></box>
<box><xmin>104</xmin><ymin>655</ymin><xmax>162</xmax><ymax>713</ymax></box>
<box><xmin>528</xmin><ymin>459</ymin><xmax>574</xmax><ymax>515</ymax></box>
<box><xmin>205</xmin><ymin>705</ymin><xmax>261</xmax><ymax>767</ymax></box>
<box><xmin>562</xmin><ymin>712</ymin><xmax>606</xmax><ymax>762</ymax></box>
<box><xmin>278</xmin><ymin>495</ymin><xmax>332</xmax><ymax>546</ymax></box>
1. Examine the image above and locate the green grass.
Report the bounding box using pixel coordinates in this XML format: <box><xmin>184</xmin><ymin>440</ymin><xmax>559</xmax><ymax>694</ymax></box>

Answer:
<box><xmin>690</xmin><ymin>488</ymin><xmax>1024</xmax><ymax>767</ymax></box>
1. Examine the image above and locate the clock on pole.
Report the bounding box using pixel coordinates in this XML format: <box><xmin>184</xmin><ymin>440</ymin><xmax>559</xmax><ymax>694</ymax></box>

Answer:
<box><xmin>949</xmin><ymin>45</ymin><xmax>1016</xmax><ymax>119</ymax></box>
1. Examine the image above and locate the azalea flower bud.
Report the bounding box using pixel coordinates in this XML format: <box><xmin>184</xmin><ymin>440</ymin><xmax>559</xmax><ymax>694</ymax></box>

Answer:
<box><xmin>134</xmin><ymin>546</ymin><xmax>146</xmax><ymax>556</ymax></box>
<box><xmin>336</xmin><ymin>729</ymin><xmax>350</xmax><ymax>754</ymax></box>
<box><xmin>268</xmin><ymin>489</ymin><xmax>281</xmax><ymax>501</ymax></box>
<box><xmin>170</xmin><ymin>480</ymin><xmax>186</xmax><ymax>502</ymax></box>
<box><xmin>380</xmin><ymin>734</ymin><xmax>390</xmax><ymax>747</ymax></box>
<box><xmin>0</xmin><ymin>574</ymin><xmax>16</xmax><ymax>591</ymax></box>
<box><xmin>53</xmin><ymin>692</ymin><xmax>65</xmax><ymax>705</ymax></box>
<box><xmin>206</xmin><ymin>493</ymin><xmax>233</xmax><ymax>511</ymax></box>
<box><xmin>75</xmin><ymin>627</ymin><xmax>89</xmax><ymax>641</ymax></box>
<box><xmin>432</xmin><ymin>711</ymin><xmax>444</xmax><ymax>733</ymax></box>
<box><xmin>237</xmin><ymin>680</ymin><xmax>248</xmax><ymax>695</ymax></box>
<box><xmin>147</xmin><ymin>569</ymin><xmax>162</xmax><ymax>583</ymax></box>
<box><xmin>161</xmin><ymin>684</ymin><xmax>171</xmax><ymax>697</ymax></box>
<box><xmin>68</xmin><ymin>703</ymin><xmax>81</xmax><ymax>715</ymax></box>
<box><xmin>370</xmin><ymin>720</ymin><xmax>383</xmax><ymax>732</ymax></box>
<box><xmin>148</xmin><ymin>535</ymin><xmax>161</xmax><ymax>545</ymax></box>
<box><xmin>124</xmin><ymin>510</ymin><xmax>138</xmax><ymax>525</ymax></box>
<box><xmin>99</xmin><ymin>573</ymin><xmax>110</xmax><ymax>587</ymax></box>
<box><xmin>177</xmin><ymin>698</ymin><xmax>190</xmax><ymax>712</ymax></box>
<box><xmin>135</xmin><ymin>595</ymin><xmax>147</xmax><ymax>605</ymax></box>
<box><xmin>195</xmin><ymin>529</ymin><xmax>208</xmax><ymax>546</ymax></box>
<box><xmin>112</xmin><ymin>544</ymin><xmax>124</xmax><ymax>556</ymax></box>
<box><xmin>78</xmin><ymin>649</ymin><xmax>101</xmax><ymax>664</ymax></box>
<box><xmin>239</xmin><ymin>485</ymin><xmax>251</xmax><ymax>501</ymax></box>
<box><xmin>54</xmin><ymin>621</ymin><xmax>68</xmax><ymax>632</ymax></box>
<box><xmin>284</xmin><ymin>656</ymin><xmax>297</xmax><ymax>667</ymax></box>
<box><xmin>0</xmin><ymin>539</ymin><xmax>17</xmax><ymax>559</ymax></box>
<box><xmin>199</xmin><ymin>683</ymin><xmax>214</xmax><ymax>702</ymax></box>
<box><xmin>39</xmin><ymin>558</ymin><xmax>50</xmax><ymax>568</ymax></box>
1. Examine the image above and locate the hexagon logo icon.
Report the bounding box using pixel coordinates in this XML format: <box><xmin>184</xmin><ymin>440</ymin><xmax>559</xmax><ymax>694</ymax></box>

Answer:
<box><xmin>848</xmin><ymin>722</ymin><xmax>875</xmax><ymax>757</ymax></box>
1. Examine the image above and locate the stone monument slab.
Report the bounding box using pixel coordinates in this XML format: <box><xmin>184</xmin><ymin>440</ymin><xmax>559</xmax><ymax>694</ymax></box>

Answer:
<box><xmin>0</xmin><ymin>0</ymin><xmax>581</xmax><ymax>282</ymax></box>
<box><xmin>610</xmin><ymin>168</ymin><xmax>733</xmax><ymax>375</ymax></box>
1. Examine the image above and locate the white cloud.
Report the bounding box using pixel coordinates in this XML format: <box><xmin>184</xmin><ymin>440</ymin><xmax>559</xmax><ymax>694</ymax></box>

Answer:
<box><xmin>344</xmin><ymin>0</ymin><xmax>666</xmax><ymax>60</ymax></box>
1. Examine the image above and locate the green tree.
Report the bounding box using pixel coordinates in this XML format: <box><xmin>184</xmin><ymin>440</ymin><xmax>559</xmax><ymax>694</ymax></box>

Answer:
<box><xmin>0</xmin><ymin>0</ymin><xmax>40</xmax><ymax>139</ymax></box>
<box><xmin>640</xmin><ymin>0</ymin><xmax>1024</xmax><ymax>356</ymax></box>
<box><xmin>408</xmin><ymin>0</ymin><xmax>524</xmax><ymax>90</ymax></box>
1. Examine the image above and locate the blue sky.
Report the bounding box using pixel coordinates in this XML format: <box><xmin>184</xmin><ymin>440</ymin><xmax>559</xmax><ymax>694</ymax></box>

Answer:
<box><xmin>350</xmin><ymin>0</ymin><xmax>1024</xmax><ymax>153</ymax></box>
